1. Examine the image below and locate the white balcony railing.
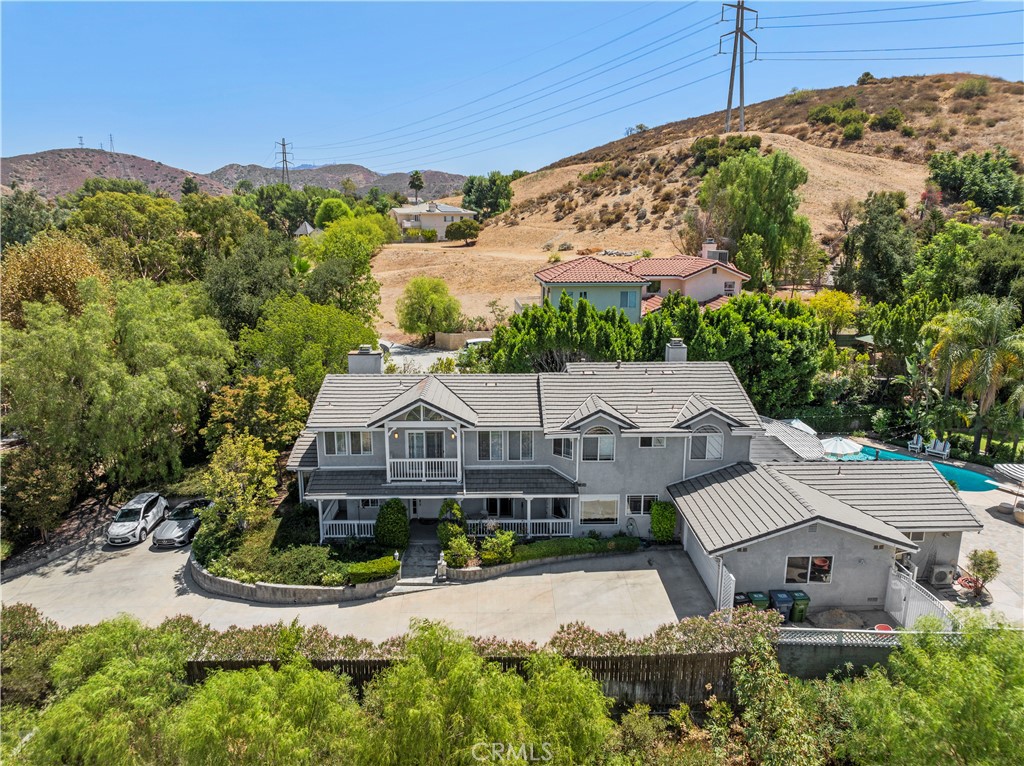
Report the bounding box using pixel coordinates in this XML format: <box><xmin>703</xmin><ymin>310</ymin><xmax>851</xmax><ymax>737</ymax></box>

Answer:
<box><xmin>466</xmin><ymin>518</ymin><xmax>573</xmax><ymax>537</ymax></box>
<box><xmin>323</xmin><ymin>520</ymin><xmax>375</xmax><ymax>539</ymax></box>
<box><xmin>389</xmin><ymin>458</ymin><xmax>460</xmax><ymax>481</ymax></box>
<box><xmin>514</xmin><ymin>296</ymin><xmax>541</xmax><ymax>314</ymax></box>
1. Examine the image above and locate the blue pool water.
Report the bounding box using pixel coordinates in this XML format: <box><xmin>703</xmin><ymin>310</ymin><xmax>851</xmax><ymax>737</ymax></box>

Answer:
<box><xmin>839</xmin><ymin>446</ymin><xmax>998</xmax><ymax>492</ymax></box>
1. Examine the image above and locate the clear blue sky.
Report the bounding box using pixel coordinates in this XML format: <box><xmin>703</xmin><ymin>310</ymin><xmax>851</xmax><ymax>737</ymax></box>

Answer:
<box><xmin>3</xmin><ymin>1</ymin><xmax>1022</xmax><ymax>175</ymax></box>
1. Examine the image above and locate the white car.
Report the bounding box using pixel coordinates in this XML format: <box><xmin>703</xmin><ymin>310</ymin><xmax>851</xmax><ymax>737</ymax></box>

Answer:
<box><xmin>464</xmin><ymin>337</ymin><xmax>491</xmax><ymax>349</ymax></box>
<box><xmin>106</xmin><ymin>493</ymin><xmax>168</xmax><ymax>546</ymax></box>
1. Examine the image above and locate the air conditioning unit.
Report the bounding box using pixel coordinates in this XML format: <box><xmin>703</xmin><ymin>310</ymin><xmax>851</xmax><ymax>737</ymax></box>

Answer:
<box><xmin>930</xmin><ymin>565</ymin><xmax>955</xmax><ymax>586</ymax></box>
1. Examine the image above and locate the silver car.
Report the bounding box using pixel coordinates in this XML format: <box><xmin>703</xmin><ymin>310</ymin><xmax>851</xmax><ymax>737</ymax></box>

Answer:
<box><xmin>153</xmin><ymin>498</ymin><xmax>209</xmax><ymax>547</ymax></box>
<box><xmin>106</xmin><ymin>493</ymin><xmax>168</xmax><ymax>546</ymax></box>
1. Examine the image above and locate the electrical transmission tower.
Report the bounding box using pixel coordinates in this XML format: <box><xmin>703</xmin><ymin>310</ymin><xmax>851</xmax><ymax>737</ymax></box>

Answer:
<box><xmin>109</xmin><ymin>134</ymin><xmax>116</xmax><ymax>153</ymax></box>
<box><xmin>720</xmin><ymin>1</ymin><xmax>758</xmax><ymax>132</ymax></box>
<box><xmin>78</xmin><ymin>136</ymin><xmax>84</xmax><ymax>149</ymax></box>
<box><xmin>276</xmin><ymin>138</ymin><xmax>293</xmax><ymax>185</ymax></box>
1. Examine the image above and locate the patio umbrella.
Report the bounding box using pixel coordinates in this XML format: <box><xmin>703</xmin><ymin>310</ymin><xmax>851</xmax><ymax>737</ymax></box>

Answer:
<box><xmin>820</xmin><ymin>436</ymin><xmax>862</xmax><ymax>458</ymax></box>
<box><xmin>994</xmin><ymin>464</ymin><xmax>1024</xmax><ymax>507</ymax></box>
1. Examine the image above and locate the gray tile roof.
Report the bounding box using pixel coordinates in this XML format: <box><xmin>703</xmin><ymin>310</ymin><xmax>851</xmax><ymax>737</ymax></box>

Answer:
<box><xmin>308</xmin><ymin>374</ymin><xmax>541</xmax><ymax>430</ymax></box>
<box><xmin>750</xmin><ymin>417</ymin><xmax>826</xmax><ymax>462</ymax></box>
<box><xmin>368</xmin><ymin>376</ymin><xmax>479</xmax><ymax>426</ymax></box>
<box><xmin>560</xmin><ymin>394</ymin><xmax>636</xmax><ymax>430</ymax></box>
<box><xmin>771</xmin><ymin>462</ymin><xmax>982</xmax><ymax>532</ymax></box>
<box><xmin>539</xmin><ymin>362</ymin><xmax>761</xmax><ymax>432</ymax></box>
<box><xmin>668</xmin><ymin>463</ymin><xmax>916</xmax><ymax>554</ymax></box>
<box><xmin>464</xmin><ymin>468</ymin><xmax>577</xmax><ymax>496</ymax></box>
<box><xmin>286</xmin><ymin>431</ymin><xmax>318</xmax><ymax>470</ymax></box>
<box><xmin>304</xmin><ymin>471</ymin><xmax>458</xmax><ymax>499</ymax></box>
<box><xmin>307</xmin><ymin>362</ymin><xmax>761</xmax><ymax>434</ymax></box>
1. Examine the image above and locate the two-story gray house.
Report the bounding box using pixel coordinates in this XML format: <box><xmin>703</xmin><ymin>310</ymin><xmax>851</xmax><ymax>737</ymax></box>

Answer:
<box><xmin>288</xmin><ymin>342</ymin><xmax>981</xmax><ymax>613</ymax></box>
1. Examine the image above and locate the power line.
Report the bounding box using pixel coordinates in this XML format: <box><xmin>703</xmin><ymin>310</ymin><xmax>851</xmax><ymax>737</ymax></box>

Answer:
<box><xmin>760</xmin><ymin>7</ymin><xmax>1021</xmax><ymax>29</ymax></box>
<box><xmin>758</xmin><ymin>1</ymin><xmax>976</xmax><ymax>21</ymax></box>
<box><xmin>366</xmin><ymin>61</ymin><xmax>735</xmax><ymax>174</ymax></box>
<box><xmin>299</xmin><ymin>12</ymin><xmax>719</xmax><ymax>155</ymax></box>
<box><xmin>296</xmin><ymin>49</ymin><xmax>719</xmax><ymax>167</ymax></box>
<box><xmin>759</xmin><ymin>41</ymin><xmax>1022</xmax><ymax>54</ymax></box>
<box><xmin>300</xmin><ymin>3</ymin><xmax>696</xmax><ymax>151</ymax></box>
<box><xmin>296</xmin><ymin>43</ymin><xmax>718</xmax><ymax>165</ymax></box>
<box><xmin>760</xmin><ymin>53</ymin><xmax>1023</xmax><ymax>61</ymax></box>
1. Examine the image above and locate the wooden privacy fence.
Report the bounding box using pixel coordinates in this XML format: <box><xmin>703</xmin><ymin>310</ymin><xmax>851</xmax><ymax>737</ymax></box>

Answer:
<box><xmin>185</xmin><ymin>652</ymin><xmax>741</xmax><ymax>706</ymax></box>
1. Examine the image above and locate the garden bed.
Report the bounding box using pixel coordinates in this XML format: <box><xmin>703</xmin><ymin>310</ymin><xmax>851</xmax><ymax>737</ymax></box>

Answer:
<box><xmin>447</xmin><ymin>535</ymin><xmax>642</xmax><ymax>582</ymax></box>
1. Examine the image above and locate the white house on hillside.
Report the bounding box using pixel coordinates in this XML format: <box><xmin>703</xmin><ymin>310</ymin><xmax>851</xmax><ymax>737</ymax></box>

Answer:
<box><xmin>389</xmin><ymin>201</ymin><xmax>477</xmax><ymax>241</ymax></box>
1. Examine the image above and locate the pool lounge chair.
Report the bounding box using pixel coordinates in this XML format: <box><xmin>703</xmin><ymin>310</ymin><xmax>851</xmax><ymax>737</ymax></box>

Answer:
<box><xmin>907</xmin><ymin>434</ymin><xmax>924</xmax><ymax>453</ymax></box>
<box><xmin>925</xmin><ymin>439</ymin><xmax>951</xmax><ymax>459</ymax></box>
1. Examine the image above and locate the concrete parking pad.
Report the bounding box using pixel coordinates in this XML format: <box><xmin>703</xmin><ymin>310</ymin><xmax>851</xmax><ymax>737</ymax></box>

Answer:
<box><xmin>2</xmin><ymin>542</ymin><xmax>714</xmax><ymax>643</ymax></box>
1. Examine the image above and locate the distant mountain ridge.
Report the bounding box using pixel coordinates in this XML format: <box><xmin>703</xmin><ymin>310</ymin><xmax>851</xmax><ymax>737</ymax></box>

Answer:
<box><xmin>0</xmin><ymin>147</ymin><xmax>467</xmax><ymax>201</ymax></box>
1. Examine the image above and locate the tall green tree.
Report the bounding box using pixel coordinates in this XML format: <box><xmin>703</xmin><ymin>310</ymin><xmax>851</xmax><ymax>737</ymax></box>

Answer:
<box><xmin>0</xmin><ymin>184</ymin><xmax>53</xmax><ymax>247</ymax></box>
<box><xmin>202</xmin><ymin>372</ymin><xmax>309</xmax><ymax>453</ymax></box>
<box><xmin>696</xmin><ymin>149</ymin><xmax>811</xmax><ymax>285</ymax></box>
<box><xmin>239</xmin><ymin>293</ymin><xmax>377</xmax><ymax>402</ymax></box>
<box><xmin>461</xmin><ymin>171</ymin><xmax>514</xmax><ymax>220</ymax></box>
<box><xmin>850</xmin><ymin>191</ymin><xmax>916</xmax><ymax>304</ymax></box>
<box><xmin>927</xmin><ymin>146</ymin><xmax>1024</xmax><ymax>212</ymax></box>
<box><xmin>408</xmin><ymin>170</ymin><xmax>425</xmax><ymax>204</ymax></box>
<box><xmin>180</xmin><ymin>193</ymin><xmax>268</xmax><ymax>278</ymax></box>
<box><xmin>396</xmin><ymin>277</ymin><xmax>463</xmax><ymax>340</ymax></box>
<box><xmin>925</xmin><ymin>295</ymin><xmax>1024</xmax><ymax>453</ymax></box>
<box><xmin>905</xmin><ymin>221</ymin><xmax>981</xmax><ymax>301</ymax></box>
<box><xmin>180</xmin><ymin>175</ymin><xmax>201</xmax><ymax>196</ymax></box>
<box><xmin>314</xmin><ymin>198</ymin><xmax>354</xmax><ymax>229</ymax></box>
<box><xmin>971</xmin><ymin>230</ymin><xmax>1024</xmax><ymax>309</ymax></box>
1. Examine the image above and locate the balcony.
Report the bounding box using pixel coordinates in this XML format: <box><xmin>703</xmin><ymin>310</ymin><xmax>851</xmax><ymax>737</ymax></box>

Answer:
<box><xmin>389</xmin><ymin>458</ymin><xmax>460</xmax><ymax>482</ymax></box>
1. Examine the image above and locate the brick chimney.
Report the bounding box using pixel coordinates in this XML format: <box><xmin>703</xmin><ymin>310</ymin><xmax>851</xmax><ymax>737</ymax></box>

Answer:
<box><xmin>348</xmin><ymin>344</ymin><xmax>383</xmax><ymax>375</ymax></box>
<box><xmin>665</xmin><ymin>338</ymin><xmax>688</xmax><ymax>363</ymax></box>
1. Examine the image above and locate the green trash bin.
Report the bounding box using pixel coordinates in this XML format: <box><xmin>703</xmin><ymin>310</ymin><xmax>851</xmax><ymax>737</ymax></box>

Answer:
<box><xmin>789</xmin><ymin>589</ymin><xmax>810</xmax><ymax>622</ymax></box>
<box><xmin>747</xmin><ymin>591</ymin><xmax>770</xmax><ymax>610</ymax></box>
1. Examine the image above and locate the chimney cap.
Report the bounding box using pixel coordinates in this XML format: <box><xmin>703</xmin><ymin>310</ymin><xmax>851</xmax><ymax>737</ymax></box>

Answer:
<box><xmin>669</xmin><ymin>338</ymin><xmax>686</xmax><ymax>347</ymax></box>
<box><xmin>358</xmin><ymin>344</ymin><xmax>372</xmax><ymax>353</ymax></box>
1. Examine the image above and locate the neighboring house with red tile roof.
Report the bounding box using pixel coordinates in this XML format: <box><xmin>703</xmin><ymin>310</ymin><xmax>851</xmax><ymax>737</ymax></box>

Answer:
<box><xmin>531</xmin><ymin>242</ymin><xmax>750</xmax><ymax>322</ymax></box>
<box><xmin>533</xmin><ymin>256</ymin><xmax>650</xmax><ymax>323</ymax></box>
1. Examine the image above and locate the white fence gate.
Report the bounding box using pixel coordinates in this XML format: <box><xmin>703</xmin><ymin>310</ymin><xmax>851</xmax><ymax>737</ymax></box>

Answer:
<box><xmin>683</xmin><ymin>520</ymin><xmax>735</xmax><ymax>611</ymax></box>
<box><xmin>885</xmin><ymin>565</ymin><xmax>955</xmax><ymax>630</ymax></box>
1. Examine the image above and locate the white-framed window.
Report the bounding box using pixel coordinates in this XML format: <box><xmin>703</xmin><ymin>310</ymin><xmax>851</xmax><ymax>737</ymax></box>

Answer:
<box><xmin>478</xmin><ymin>431</ymin><xmax>504</xmax><ymax>461</ymax></box>
<box><xmin>578</xmin><ymin>290</ymin><xmax>588</xmax><ymax>300</ymax></box>
<box><xmin>619</xmin><ymin>290</ymin><xmax>637</xmax><ymax>309</ymax></box>
<box><xmin>550</xmin><ymin>497</ymin><xmax>571</xmax><ymax>519</ymax></box>
<box><xmin>690</xmin><ymin>425</ymin><xmax>724</xmax><ymax>460</ymax></box>
<box><xmin>626</xmin><ymin>495</ymin><xmax>658</xmax><ymax>515</ymax></box>
<box><xmin>400</xmin><ymin>405</ymin><xmax>445</xmax><ymax>422</ymax></box>
<box><xmin>785</xmin><ymin>555</ymin><xmax>834</xmax><ymax>584</ymax></box>
<box><xmin>444</xmin><ymin>215</ymin><xmax>455</xmax><ymax>222</ymax></box>
<box><xmin>552</xmin><ymin>438</ymin><xmax>573</xmax><ymax>460</ymax></box>
<box><xmin>360</xmin><ymin>499</ymin><xmax>381</xmax><ymax>509</ymax></box>
<box><xmin>508</xmin><ymin>431</ymin><xmax>533</xmax><ymax>461</ymax></box>
<box><xmin>724</xmin><ymin>281</ymin><xmax>736</xmax><ymax>296</ymax></box>
<box><xmin>639</xmin><ymin>436</ymin><xmax>666</xmax><ymax>448</ymax></box>
<box><xmin>487</xmin><ymin>498</ymin><xmax>513</xmax><ymax>517</ymax></box>
<box><xmin>580</xmin><ymin>496</ymin><xmax>618</xmax><ymax>525</ymax></box>
<box><xmin>325</xmin><ymin>431</ymin><xmax>372</xmax><ymax>456</ymax></box>
<box><xmin>582</xmin><ymin>427</ymin><xmax>615</xmax><ymax>461</ymax></box>
<box><xmin>408</xmin><ymin>431</ymin><xmax>444</xmax><ymax>459</ymax></box>
<box><xmin>908</xmin><ymin>531</ymin><xmax>926</xmax><ymax>542</ymax></box>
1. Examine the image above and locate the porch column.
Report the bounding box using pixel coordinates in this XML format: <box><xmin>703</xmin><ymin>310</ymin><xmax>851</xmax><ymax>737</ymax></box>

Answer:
<box><xmin>317</xmin><ymin>500</ymin><xmax>324</xmax><ymax>544</ymax></box>
<box><xmin>385</xmin><ymin>425</ymin><xmax>392</xmax><ymax>483</ymax></box>
<box><xmin>298</xmin><ymin>472</ymin><xmax>306</xmax><ymax>503</ymax></box>
<box><xmin>455</xmin><ymin>427</ymin><xmax>462</xmax><ymax>482</ymax></box>
<box><xmin>526</xmin><ymin>497</ymin><xmax>532</xmax><ymax>536</ymax></box>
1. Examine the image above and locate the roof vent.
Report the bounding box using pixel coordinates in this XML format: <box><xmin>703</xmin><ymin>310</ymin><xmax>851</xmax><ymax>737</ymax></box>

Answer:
<box><xmin>616</xmin><ymin>359</ymin><xmax>622</xmax><ymax>369</ymax></box>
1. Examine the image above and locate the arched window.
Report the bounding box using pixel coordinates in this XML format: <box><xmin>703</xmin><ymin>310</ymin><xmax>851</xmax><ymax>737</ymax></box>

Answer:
<box><xmin>582</xmin><ymin>426</ymin><xmax>615</xmax><ymax>462</ymax></box>
<box><xmin>691</xmin><ymin>425</ymin><xmax>724</xmax><ymax>460</ymax></box>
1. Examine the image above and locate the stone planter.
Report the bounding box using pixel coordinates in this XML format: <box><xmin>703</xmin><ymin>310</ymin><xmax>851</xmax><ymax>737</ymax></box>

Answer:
<box><xmin>1013</xmin><ymin>508</ymin><xmax>1024</xmax><ymax>526</ymax></box>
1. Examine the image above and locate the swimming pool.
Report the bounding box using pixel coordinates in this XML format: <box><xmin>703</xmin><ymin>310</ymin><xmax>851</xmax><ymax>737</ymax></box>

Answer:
<box><xmin>839</xmin><ymin>446</ymin><xmax>999</xmax><ymax>492</ymax></box>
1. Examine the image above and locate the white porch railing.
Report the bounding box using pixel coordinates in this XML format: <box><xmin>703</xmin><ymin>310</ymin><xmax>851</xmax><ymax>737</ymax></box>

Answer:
<box><xmin>323</xmin><ymin>520</ymin><xmax>375</xmax><ymax>539</ymax></box>
<box><xmin>514</xmin><ymin>296</ymin><xmax>540</xmax><ymax>314</ymax></box>
<box><xmin>389</xmin><ymin>458</ymin><xmax>459</xmax><ymax>481</ymax></box>
<box><xmin>466</xmin><ymin>518</ymin><xmax>573</xmax><ymax>537</ymax></box>
<box><xmin>885</xmin><ymin>564</ymin><xmax>955</xmax><ymax>630</ymax></box>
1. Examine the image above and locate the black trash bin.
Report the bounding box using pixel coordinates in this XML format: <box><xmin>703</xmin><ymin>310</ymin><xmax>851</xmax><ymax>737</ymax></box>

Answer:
<box><xmin>768</xmin><ymin>590</ymin><xmax>794</xmax><ymax>622</ymax></box>
<box><xmin>733</xmin><ymin>592</ymin><xmax>751</xmax><ymax>609</ymax></box>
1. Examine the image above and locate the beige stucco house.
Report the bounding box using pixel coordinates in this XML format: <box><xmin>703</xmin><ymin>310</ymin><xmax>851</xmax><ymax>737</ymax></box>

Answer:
<box><xmin>389</xmin><ymin>201</ymin><xmax>477</xmax><ymax>241</ymax></box>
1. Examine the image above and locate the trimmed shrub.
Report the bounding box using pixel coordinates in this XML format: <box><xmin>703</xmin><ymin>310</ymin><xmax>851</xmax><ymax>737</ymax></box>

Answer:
<box><xmin>421</xmin><ymin>228</ymin><xmax>438</xmax><ymax>243</ymax></box>
<box><xmin>347</xmin><ymin>556</ymin><xmax>400</xmax><ymax>584</ymax></box>
<box><xmin>439</xmin><ymin>498</ymin><xmax>464</xmax><ymax>527</ymax></box>
<box><xmin>650</xmin><ymin>501</ymin><xmax>677</xmax><ymax>543</ymax></box>
<box><xmin>444</xmin><ymin>535</ymin><xmax>475</xmax><ymax>568</ymax></box>
<box><xmin>437</xmin><ymin>521</ymin><xmax>464</xmax><ymax>549</ymax></box>
<box><xmin>511</xmin><ymin>535</ymin><xmax>640</xmax><ymax>563</ymax></box>
<box><xmin>480</xmin><ymin>530</ymin><xmax>516</xmax><ymax>566</ymax></box>
<box><xmin>374</xmin><ymin>499</ymin><xmax>410</xmax><ymax>549</ymax></box>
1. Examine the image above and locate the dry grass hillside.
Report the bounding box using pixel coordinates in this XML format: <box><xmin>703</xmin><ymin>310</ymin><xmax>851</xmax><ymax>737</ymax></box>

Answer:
<box><xmin>0</xmin><ymin>149</ymin><xmax>230</xmax><ymax>200</ymax></box>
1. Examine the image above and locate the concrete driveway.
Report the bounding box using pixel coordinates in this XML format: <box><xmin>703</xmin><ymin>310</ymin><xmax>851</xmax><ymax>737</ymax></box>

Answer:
<box><xmin>1</xmin><ymin>541</ymin><xmax>714</xmax><ymax>644</ymax></box>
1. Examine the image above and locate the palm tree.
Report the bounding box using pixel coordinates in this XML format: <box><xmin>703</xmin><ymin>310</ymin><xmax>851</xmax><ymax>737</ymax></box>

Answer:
<box><xmin>926</xmin><ymin>296</ymin><xmax>1024</xmax><ymax>454</ymax></box>
<box><xmin>409</xmin><ymin>170</ymin><xmax>424</xmax><ymax>204</ymax></box>
<box><xmin>992</xmin><ymin>204</ymin><xmax>1018</xmax><ymax>229</ymax></box>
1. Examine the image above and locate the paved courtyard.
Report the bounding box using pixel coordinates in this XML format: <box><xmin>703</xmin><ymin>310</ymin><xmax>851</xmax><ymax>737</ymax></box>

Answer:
<box><xmin>959</xmin><ymin>488</ymin><xmax>1024</xmax><ymax>624</ymax></box>
<box><xmin>1</xmin><ymin>542</ymin><xmax>714</xmax><ymax>644</ymax></box>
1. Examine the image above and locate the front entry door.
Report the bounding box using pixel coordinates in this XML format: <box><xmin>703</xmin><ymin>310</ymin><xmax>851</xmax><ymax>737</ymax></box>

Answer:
<box><xmin>411</xmin><ymin>499</ymin><xmax>420</xmax><ymax>517</ymax></box>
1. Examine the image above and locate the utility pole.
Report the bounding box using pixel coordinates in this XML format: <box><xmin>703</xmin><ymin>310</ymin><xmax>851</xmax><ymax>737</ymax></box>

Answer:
<box><xmin>109</xmin><ymin>134</ymin><xmax>116</xmax><ymax>153</ymax></box>
<box><xmin>276</xmin><ymin>137</ymin><xmax>292</xmax><ymax>185</ymax></box>
<box><xmin>720</xmin><ymin>2</ymin><xmax>758</xmax><ymax>132</ymax></box>
<box><xmin>100</xmin><ymin>142</ymin><xmax>105</xmax><ymax>151</ymax></box>
<box><xmin>78</xmin><ymin>136</ymin><xmax>84</xmax><ymax>149</ymax></box>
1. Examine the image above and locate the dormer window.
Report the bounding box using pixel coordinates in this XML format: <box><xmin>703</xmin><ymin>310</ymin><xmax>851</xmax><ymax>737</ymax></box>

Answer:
<box><xmin>400</xmin><ymin>405</ymin><xmax>445</xmax><ymax>422</ymax></box>
<box><xmin>690</xmin><ymin>425</ymin><xmax>724</xmax><ymax>460</ymax></box>
<box><xmin>582</xmin><ymin>427</ymin><xmax>615</xmax><ymax>461</ymax></box>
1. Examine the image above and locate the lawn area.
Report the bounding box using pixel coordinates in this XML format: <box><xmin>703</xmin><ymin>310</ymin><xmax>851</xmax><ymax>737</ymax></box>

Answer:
<box><xmin>203</xmin><ymin>504</ymin><xmax>398</xmax><ymax>586</ymax></box>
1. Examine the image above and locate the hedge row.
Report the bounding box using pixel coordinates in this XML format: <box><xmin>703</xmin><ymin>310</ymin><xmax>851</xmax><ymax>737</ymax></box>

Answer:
<box><xmin>347</xmin><ymin>556</ymin><xmax>400</xmax><ymax>584</ymax></box>
<box><xmin>509</xmin><ymin>535</ymin><xmax>640</xmax><ymax>563</ymax></box>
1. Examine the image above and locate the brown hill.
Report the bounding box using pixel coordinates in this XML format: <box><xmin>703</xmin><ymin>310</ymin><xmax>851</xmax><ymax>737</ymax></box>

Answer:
<box><xmin>0</xmin><ymin>148</ymin><xmax>230</xmax><ymax>200</ymax></box>
<box><xmin>206</xmin><ymin>163</ymin><xmax>467</xmax><ymax>199</ymax></box>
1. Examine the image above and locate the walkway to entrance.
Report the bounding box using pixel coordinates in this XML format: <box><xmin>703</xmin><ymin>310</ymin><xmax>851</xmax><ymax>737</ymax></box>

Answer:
<box><xmin>400</xmin><ymin>521</ymin><xmax>441</xmax><ymax>580</ymax></box>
